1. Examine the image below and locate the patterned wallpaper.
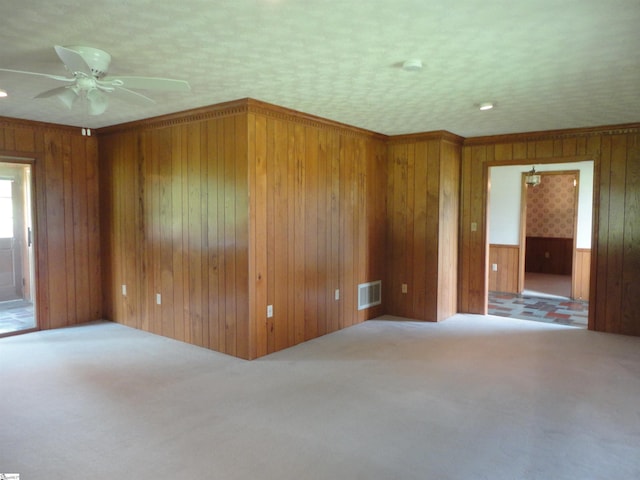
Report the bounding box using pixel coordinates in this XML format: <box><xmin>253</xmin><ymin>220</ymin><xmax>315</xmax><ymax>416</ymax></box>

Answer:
<box><xmin>526</xmin><ymin>173</ymin><xmax>577</xmax><ymax>238</ymax></box>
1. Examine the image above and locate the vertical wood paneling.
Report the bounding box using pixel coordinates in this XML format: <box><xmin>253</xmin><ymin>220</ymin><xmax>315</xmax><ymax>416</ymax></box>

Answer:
<box><xmin>273</xmin><ymin>117</ymin><xmax>289</xmax><ymax>351</ymax></box>
<box><xmin>329</xmin><ymin>132</ymin><xmax>341</xmax><ymax>334</ymax></box>
<box><xmin>573</xmin><ymin>249</ymin><xmax>591</xmax><ymax>300</ymax></box>
<box><xmin>7</xmin><ymin>105</ymin><xmax>640</xmax><ymax>354</ymax></box>
<box><xmin>171</xmin><ymin>126</ymin><xmax>185</xmax><ymax>341</ymax></box>
<box><xmin>621</xmin><ymin>133</ymin><xmax>640</xmax><ymax>335</ymax></box>
<box><xmin>438</xmin><ymin>141</ymin><xmax>461</xmax><ymax>320</ymax></box>
<box><xmin>389</xmin><ymin>143</ymin><xmax>408</xmax><ymax>316</ymax></box>
<box><xmin>245</xmin><ymin>107</ymin><xmax>386</xmax><ymax>355</ymax></box>
<box><xmin>488</xmin><ymin>244</ymin><xmax>520</xmax><ymax>293</ymax></box>
<box><xmin>344</xmin><ymin>137</ymin><xmax>356</xmax><ymax>327</ymax></box>
<box><xmin>251</xmin><ymin>113</ymin><xmax>267</xmax><ymax>358</ymax></box>
<box><xmin>469</xmin><ymin>146</ymin><xmax>488</xmax><ymax>314</ymax></box>
<box><xmin>100</xmin><ymin>100</ymin><xmax>386</xmax><ymax>358</ymax></box>
<box><xmin>316</xmin><ymin>129</ymin><xmax>329</xmax><ymax>335</ymax></box>
<box><xmin>188</xmin><ymin>123</ymin><xmax>203</xmax><ymax>346</ymax></box>
<box><xmin>156</xmin><ymin>128</ymin><xmax>174</xmax><ymax>339</ymax></box>
<box><xmin>44</xmin><ymin>133</ymin><xmax>70</xmax><ymax>326</ymax></box>
<box><xmin>234</xmin><ymin>114</ymin><xmax>250</xmax><ymax>359</ymax></box>
<box><xmin>404</xmin><ymin>143</ymin><xmax>416</xmax><ymax>314</ymax></box>
<box><xmin>424</xmin><ymin>141</ymin><xmax>440</xmax><ymax>320</ymax></box>
<box><xmin>62</xmin><ymin>135</ymin><xmax>77</xmax><ymax>324</ymax></box>
<box><xmin>207</xmin><ymin>118</ymin><xmax>222</xmax><ymax>350</ymax></box>
<box><xmin>100</xmin><ymin>112</ymin><xmax>250</xmax><ymax>357</ymax></box>
<box><xmin>604</xmin><ymin>135</ymin><xmax>626</xmax><ymax>332</ymax></box>
<box><xmin>293</xmin><ymin>123</ymin><xmax>306</xmax><ymax>342</ymax></box>
<box><xmin>71</xmin><ymin>135</ymin><xmax>90</xmax><ymax>323</ymax></box>
<box><xmin>86</xmin><ymin>138</ymin><xmax>101</xmax><ymax>320</ymax></box>
<box><xmin>412</xmin><ymin>142</ymin><xmax>428</xmax><ymax>318</ymax></box>
<box><xmin>304</xmin><ymin>127</ymin><xmax>319</xmax><ymax>341</ymax></box>
<box><xmin>386</xmin><ymin>135</ymin><xmax>461</xmax><ymax>322</ymax></box>
<box><xmin>215</xmin><ymin>120</ymin><xmax>227</xmax><ymax>348</ymax></box>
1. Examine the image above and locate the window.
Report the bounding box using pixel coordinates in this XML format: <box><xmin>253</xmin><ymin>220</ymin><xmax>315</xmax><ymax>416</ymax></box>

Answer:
<box><xmin>0</xmin><ymin>179</ymin><xmax>14</xmax><ymax>239</ymax></box>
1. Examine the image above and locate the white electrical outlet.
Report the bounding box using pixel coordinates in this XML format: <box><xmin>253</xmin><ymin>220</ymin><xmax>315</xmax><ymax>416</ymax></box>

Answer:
<box><xmin>402</xmin><ymin>283</ymin><xmax>408</xmax><ymax>294</ymax></box>
<box><xmin>122</xmin><ymin>284</ymin><xmax>127</xmax><ymax>296</ymax></box>
<box><xmin>267</xmin><ymin>305</ymin><xmax>273</xmax><ymax>318</ymax></box>
<box><xmin>335</xmin><ymin>289</ymin><xmax>340</xmax><ymax>300</ymax></box>
<box><xmin>492</xmin><ymin>263</ymin><xmax>498</xmax><ymax>272</ymax></box>
<box><xmin>156</xmin><ymin>293</ymin><xmax>162</xmax><ymax>305</ymax></box>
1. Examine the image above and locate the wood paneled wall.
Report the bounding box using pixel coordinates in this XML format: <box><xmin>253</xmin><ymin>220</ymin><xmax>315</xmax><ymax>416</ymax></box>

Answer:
<box><xmin>248</xmin><ymin>102</ymin><xmax>387</xmax><ymax>358</ymax></box>
<box><xmin>385</xmin><ymin>133</ymin><xmax>462</xmax><ymax>322</ymax></box>
<box><xmin>100</xmin><ymin>105</ymin><xmax>251</xmax><ymax>357</ymax></box>
<box><xmin>0</xmin><ymin>117</ymin><xmax>101</xmax><ymax>331</ymax></box>
<box><xmin>488</xmin><ymin>244</ymin><xmax>519</xmax><ymax>293</ymax></box>
<box><xmin>460</xmin><ymin>124</ymin><xmax>640</xmax><ymax>335</ymax></box>
<box><xmin>100</xmin><ymin>99</ymin><xmax>387</xmax><ymax>359</ymax></box>
<box><xmin>573</xmin><ymin>249</ymin><xmax>590</xmax><ymax>301</ymax></box>
<box><xmin>525</xmin><ymin>237</ymin><xmax>573</xmax><ymax>275</ymax></box>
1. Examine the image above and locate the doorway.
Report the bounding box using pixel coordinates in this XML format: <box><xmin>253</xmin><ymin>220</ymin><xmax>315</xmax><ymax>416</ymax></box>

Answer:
<box><xmin>487</xmin><ymin>161</ymin><xmax>593</xmax><ymax>328</ymax></box>
<box><xmin>0</xmin><ymin>161</ymin><xmax>36</xmax><ymax>335</ymax></box>
<box><xmin>520</xmin><ymin>170</ymin><xmax>579</xmax><ymax>299</ymax></box>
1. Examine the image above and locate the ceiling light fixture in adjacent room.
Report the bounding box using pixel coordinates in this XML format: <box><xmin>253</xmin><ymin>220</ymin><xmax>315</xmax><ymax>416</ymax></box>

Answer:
<box><xmin>525</xmin><ymin>166</ymin><xmax>541</xmax><ymax>187</ymax></box>
<box><xmin>479</xmin><ymin>102</ymin><xmax>494</xmax><ymax>111</ymax></box>
<box><xmin>0</xmin><ymin>89</ymin><xmax>7</xmax><ymax>98</ymax></box>
<box><xmin>402</xmin><ymin>59</ymin><xmax>423</xmax><ymax>71</ymax></box>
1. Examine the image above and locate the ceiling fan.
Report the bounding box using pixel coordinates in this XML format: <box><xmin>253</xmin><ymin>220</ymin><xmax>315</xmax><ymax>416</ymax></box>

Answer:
<box><xmin>0</xmin><ymin>45</ymin><xmax>191</xmax><ymax>115</ymax></box>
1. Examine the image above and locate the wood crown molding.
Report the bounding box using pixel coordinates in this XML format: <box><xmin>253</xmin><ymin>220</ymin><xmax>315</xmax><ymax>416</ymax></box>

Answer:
<box><xmin>97</xmin><ymin>97</ymin><xmax>388</xmax><ymax>141</ymax></box>
<box><xmin>0</xmin><ymin>115</ymin><xmax>84</xmax><ymax>135</ymax></box>
<box><xmin>386</xmin><ymin>130</ymin><xmax>464</xmax><ymax>146</ymax></box>
<box><xmin>97</xmin><ymin>98</ymin><xmax>250</xmax><ymax>135</ymax></box>
<box><xmin>245</xmin><ymin>98</ymin><xmax>387</xmax><ymax>141</ymax></box>
<box><xmin>464</xmin><ymin>122</ymin><xmax>640</xmax><ymax>146</ymax></box>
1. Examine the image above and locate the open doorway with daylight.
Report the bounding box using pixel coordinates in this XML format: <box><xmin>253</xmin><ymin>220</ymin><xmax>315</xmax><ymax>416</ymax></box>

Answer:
<box><xmin>487</xmin><ymin>161</ymin><xmax>594</xmax><ymax>328</ymax></box>
<box><xmin>0</xmin><ymin>160</ymin><xmax>36</xmax><ymax>336</ymax></box>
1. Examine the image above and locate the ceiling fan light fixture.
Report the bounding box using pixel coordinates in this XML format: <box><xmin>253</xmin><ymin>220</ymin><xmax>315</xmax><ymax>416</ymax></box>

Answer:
<box><xmin>479</xmin><ymin>102</ymin><xmax>494</xmax><ymax>111</ymax></box>
<box><xmin>87</xmin><ymin>88</ymin><xmax>109</xmax><ymax>115</ymax></box>
<box><xmin>56</xmin><ymin>88</ymin><xmax>77</xmax><ymax>109</ymax></box>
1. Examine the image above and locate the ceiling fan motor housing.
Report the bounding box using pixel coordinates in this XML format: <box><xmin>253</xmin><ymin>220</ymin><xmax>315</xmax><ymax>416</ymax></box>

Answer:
<box><xmin>68</xmin><ymin>45</ymin><xmax>111</xmax><ymax>78</ymax></box>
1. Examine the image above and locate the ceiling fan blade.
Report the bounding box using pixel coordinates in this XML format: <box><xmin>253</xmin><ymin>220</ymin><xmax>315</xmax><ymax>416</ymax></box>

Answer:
<box><xmin>0</xmin><ymin>68</ymin><xmax>73</xmax><ymax>82</ymax></box>
<box><xmin>54</xmin><ymin>45</ymin><xmax>93</xmax><ymax>76</ymax></box>
<box><xmin>86</xmin><ymin>89</ymin><xmax>109</xmax><ymax>115</ymax></box>
<box><xmin>101</xmin><ymin>76</ymin><xmax>191</xmax><ymax>92</ymax></box>
<box><xmin>110</xmin><ymin>86</ymin><xmax>156</xmax><ymax>106</ymax></box>
<box><xmin>34</xmin><ymin>86</ymin><xmax>78</xmax><ymax>110</ymax></box>
<box><xmin>34</xmin><ymin>85</ymin><xmax>73</xmax><ymax>99</ymax></box>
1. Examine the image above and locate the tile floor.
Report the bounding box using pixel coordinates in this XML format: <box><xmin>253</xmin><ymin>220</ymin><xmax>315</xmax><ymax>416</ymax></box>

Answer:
<box><xmin>0</xmin><ymin>300</ymin><xmax>36</xmax><ymax>335</ymax></box>
<box><xmin>488</xmin><ymin>291</ymin><xmax>588</xmax><ymax>328</ymax></box>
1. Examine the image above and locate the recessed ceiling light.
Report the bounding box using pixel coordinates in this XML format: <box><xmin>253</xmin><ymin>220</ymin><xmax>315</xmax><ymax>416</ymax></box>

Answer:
<box><xmin>479</xmin><ymin>102</ymin><xmax>494</xmax><ymax>111</ymax></box>
<box><xmin>402</xmin><ymin>59</ymin><xmax>423</xmax><ymax>71</ymax></box>
<box><xmin>0</xmin><ymin>89</ymin><xmax>7</xmax><ymax>98</ymax></box>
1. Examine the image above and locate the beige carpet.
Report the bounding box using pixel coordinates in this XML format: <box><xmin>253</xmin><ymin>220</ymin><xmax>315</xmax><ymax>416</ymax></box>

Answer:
<box><xmin>1</xmin><ymin>315</ymin><xmax>639</xmax><ymax>479</ymax></box>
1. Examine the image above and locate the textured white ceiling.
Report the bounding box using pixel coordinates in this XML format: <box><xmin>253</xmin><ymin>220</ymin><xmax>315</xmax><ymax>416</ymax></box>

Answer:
<box><xmin>0</xmin><ymin>0</ymin><xmax>638</xmax><ymax>137</ymax></box>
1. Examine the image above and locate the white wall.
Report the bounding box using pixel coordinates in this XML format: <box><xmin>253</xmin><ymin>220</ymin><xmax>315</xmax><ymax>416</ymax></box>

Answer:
<box><xmin>488</xmin><ymin>161</ymin><xmax>594</xmax><ymax>249</ymax></box>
